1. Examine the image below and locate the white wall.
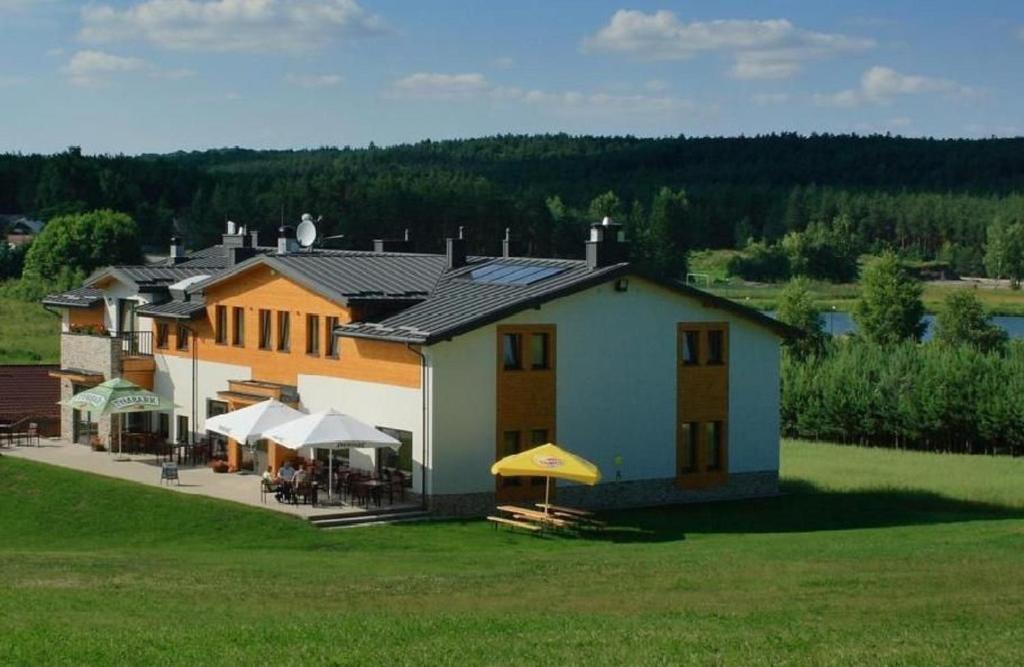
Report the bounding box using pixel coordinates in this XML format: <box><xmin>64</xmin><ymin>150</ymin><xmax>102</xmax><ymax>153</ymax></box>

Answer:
<box><xmin>153</xmin><ymin>353</ymin><xmax>251</xmax><ymax>442</ymax></box>
<box><xmin>297</xmin><ymin>374</ymin><xmax>424</xmax><ymax>490</ymax></box>
<box><xmin>427</xmin><ymin>276</ymin><xmax>781</xmax><ymax>495</ymax></box>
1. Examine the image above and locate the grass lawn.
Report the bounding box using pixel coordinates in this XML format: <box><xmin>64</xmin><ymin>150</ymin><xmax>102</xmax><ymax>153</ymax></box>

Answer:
<box><xmin>0</xmin><ymin>296</ymin><xmax>60</xmax><ymax>364</ymax></box>
<box><xmin>1</xmin><ymin>440</ymin><xmax>1022</xmax><ymax>665</ymax></box>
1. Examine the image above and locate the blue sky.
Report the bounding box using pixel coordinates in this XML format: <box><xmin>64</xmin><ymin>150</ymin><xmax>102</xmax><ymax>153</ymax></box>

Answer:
<box><xmin>0</xmin><ymin>1</ymin><xmax>1022</xmax><ymax>154</ymax></box>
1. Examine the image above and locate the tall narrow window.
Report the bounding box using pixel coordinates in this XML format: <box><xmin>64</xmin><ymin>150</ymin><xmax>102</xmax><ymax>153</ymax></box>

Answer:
<box><xmin>231</xmin><ymin>307</ymin><xmax>244</xmax><ymax>346</ymax></box>
<box><xmin>502</xmin><ymin>333</ymin><xmax>522</xmax><ymax>370</ymax></box>
<box><xmin>530</xmin><ymin>333</ymin><xmax>549</xmax><ymax>370</ymax></box>
<box><xmin>325</xmin><ymin>316</ymin><xmax>340</xmax><ymax>358</ymax></box>
<box><xmin>176</xmin><ymin>415</ymin><xmax>189</xmax><ymax>444</ymax></box>
<box><xmin>215</xmin><ymin>305</ymin><xmax>227</xmax><ymax>344</ymax></box>
<box><xmin>176</xmin><ymin>325</ymin><xmax>189</xmax><ymax>351</ymax></box>
<box><xmin>156</xmin><ymin>322</ymin><xmax>169</xmax><ymax>349</ymax></box>
<box><xmin>679</xmin><ymin>422</ymin><xmax>698</xmax><ymax>474</ymax></box>
<box><xmin>501</xmin><ymin>430</ymin><xmax>521</xmax><ymax>487</ymax></box>
<box><xmin>707</xmin><ymin>330</ymin><xmax>725</xmax><ymax>365</ymax></box>
<box><xmin>258</xmin><ymin>309</ymin><xmax>272</xmax><ymax>350</ymax></box>
<box><xmin>306</xmin><ymin>314</ymin><xmax>320</xmax><ymax>355</ymax></box>
<box><xmin>277</xmin><ymin>311</ymin><xmax>290</xmax><ymax>351</ymax></box>
<box><xmin>707</xmin><ymin>421</ymin><xmax>723</xmax><ymax>471</ymax></box>
<box><xmin>682</xmin><ymin>330</ymin><xmax>700</xmax><ymax>365</ymax></box>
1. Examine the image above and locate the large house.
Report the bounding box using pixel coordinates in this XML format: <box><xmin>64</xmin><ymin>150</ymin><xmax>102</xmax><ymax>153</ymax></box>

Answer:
<box><xmin>43</xmin><ymin>220</ymin><xmax>793</xmax><ymax>515</ymax></box>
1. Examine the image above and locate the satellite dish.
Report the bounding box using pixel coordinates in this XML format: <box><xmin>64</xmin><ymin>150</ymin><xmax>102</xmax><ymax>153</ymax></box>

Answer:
<box><xmin>296</xmin><ymin>214</ymin><xmax>317</xmax><ymax>249</ymax></box>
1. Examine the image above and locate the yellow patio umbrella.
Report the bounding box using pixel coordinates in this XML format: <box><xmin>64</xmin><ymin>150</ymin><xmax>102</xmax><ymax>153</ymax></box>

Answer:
<box><xmin>490</xmin><ymin>443</ymin><xmax>601</xmax><ymax>514</ymax></box>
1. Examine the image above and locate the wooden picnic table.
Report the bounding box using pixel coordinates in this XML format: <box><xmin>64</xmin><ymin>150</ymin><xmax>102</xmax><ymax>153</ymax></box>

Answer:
<box><xmin>496</xmin><ymin>505</ymin><xmax>575</xmax><ymax>530</ymax></box>
<box><xmin>535</xmin><ymin>503</ymin><xmax>593</xmax><ymax>517</ymax></box>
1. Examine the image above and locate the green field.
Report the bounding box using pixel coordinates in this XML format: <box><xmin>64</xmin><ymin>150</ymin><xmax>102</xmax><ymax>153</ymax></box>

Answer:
<box><xmin>0</xmin><ymin>296</ymin><xmax>60</xmax><ymax>364</ymax></box>
<box><xmin>1</xmin><ymin>440</ymin><xmax>1022</xmax><ymax>665</ymax></box>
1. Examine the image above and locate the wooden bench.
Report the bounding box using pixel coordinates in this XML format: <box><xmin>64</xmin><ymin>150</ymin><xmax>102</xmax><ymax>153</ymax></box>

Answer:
<box><xmin>536</xmin><ymin>503</ymin><xmax>593</xmax><ymax>517</ymax></box>
<box><xmin>487</xmin><ymin>515</ymin><xmax>541</xmax><ymax>533</ymax></box>
<box><xmin>497</xmin><ymin>505</ymin><xmax>575</xmax><ymax>530</ymax></box>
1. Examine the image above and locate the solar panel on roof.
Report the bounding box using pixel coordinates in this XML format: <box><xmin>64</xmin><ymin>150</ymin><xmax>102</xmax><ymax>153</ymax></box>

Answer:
<box><xmin>467</xmin><ymin>262</ymin><xmax>565</xmax><ymax>286</ymax></box>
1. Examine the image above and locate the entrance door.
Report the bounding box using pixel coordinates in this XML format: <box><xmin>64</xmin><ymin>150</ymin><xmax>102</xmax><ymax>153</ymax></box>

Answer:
<box><xmin>72</xmin><ymin>409</ymin><xmax>97</xmax><ymax>445</ymax></box>
<box><xmin>495</xmin><ymin>428</ymin><xmax>552</xmax><ymax>503</ymax></box>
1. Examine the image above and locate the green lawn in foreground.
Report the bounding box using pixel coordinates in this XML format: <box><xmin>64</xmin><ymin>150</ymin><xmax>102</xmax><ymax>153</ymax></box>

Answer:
<box><xmin>1</xmin><ymin>440</ymin><xmax>1022</xmax><ymax>665</ymax></box>
<box><xmin>0</xmin><ymin>296</ymin><xmax>60</xmax><ymax>364</ymax></box>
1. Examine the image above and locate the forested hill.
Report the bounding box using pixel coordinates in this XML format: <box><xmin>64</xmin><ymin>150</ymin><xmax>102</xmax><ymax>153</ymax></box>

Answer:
<box><xmin>2</xmin><ymin>134</ymin><xmax>1024</xmax><ymax>266</ymax></box>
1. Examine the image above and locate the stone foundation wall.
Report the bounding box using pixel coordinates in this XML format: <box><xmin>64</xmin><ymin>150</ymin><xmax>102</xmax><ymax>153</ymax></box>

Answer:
<box><xmin>58</xmin><ymin>333</ymin><xmax>122</xmax><ymax>445</ymax></box>
<box><xmin>427</xmin><ymin>470</ymin><xmax>779</xmax><ymax>517</ymax></box>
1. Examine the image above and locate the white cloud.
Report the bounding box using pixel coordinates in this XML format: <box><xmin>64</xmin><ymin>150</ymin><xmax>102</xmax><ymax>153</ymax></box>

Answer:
<box><xmin>644</xmin><ymin>78</ymin><xmax>669</xmax><ymax>92</ymax></box>
<box><xmin>752</xmin><ymin>92</ymin><xmax>790</xmax><ymax>106</ymax></box>
<box><xmin>492</xmin><ymin>56</ymin><xmax>515</xmax><ymax>69</ymax></box>
<box><xmin>285</xmin><ymin>73</ymin><xmax>343</xmax><ymax>88</ymax></box>
<box><xmin>80</xmin><ymin>0</ymin><xmax>386</xmax><ymax>52</ymax></box>
<box><xmin>63</xmin><ymin>49</ymin><xmax>194</xmax><ymax>86</ymax></box>
<box><xmin>392</xmin><ymin>72</ymin><xmax>491</xmax><ymax>99</ymax></box>
<box><xmin>584</xmin><ymin>10</ymin><xmax>874</xmax><ymax>80</ymax></box>
<box><xmin>815</xmin><ymin>66</ymin><xmax>975</xmax><ymax>107</ymax></box>
<box><xmin>388</xmin><ymin>71</ymin><xmax>700</xmax><ymax>117</ymax></box>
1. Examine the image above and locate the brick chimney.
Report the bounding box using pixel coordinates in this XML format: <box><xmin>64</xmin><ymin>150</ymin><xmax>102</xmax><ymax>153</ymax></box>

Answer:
<box><xmin>169</xmin><ymin>236</ymin><xmax>187</xmax><ymax>264</ymax></box>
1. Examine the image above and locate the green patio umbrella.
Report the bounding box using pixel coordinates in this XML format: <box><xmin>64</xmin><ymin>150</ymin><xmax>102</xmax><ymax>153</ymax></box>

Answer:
<box><xmin>62</xmin><ymin>378</ymin><xmax>177</xmax><ymax>461</ymax></box>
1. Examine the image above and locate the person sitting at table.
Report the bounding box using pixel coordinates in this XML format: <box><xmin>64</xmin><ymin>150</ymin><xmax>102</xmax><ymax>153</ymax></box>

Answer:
<box><xmin>275</xmin><ymin>461</ymin><xmax>296</xmax><ymax>502</ymax></box>
<box><xmin>291</xmin><ymin>465</ymin><xmax>310</xmax><ymax>502</ymax></box>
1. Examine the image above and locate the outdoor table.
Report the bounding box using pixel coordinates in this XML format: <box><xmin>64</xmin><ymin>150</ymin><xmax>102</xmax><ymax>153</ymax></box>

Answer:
<box><xmin>535</xmin><ymin>503</ymin><xmax>594</xmax><ymax>518</ymax></box>
<box><xmin>496</xmin><ymin>505</ymin><xmax>575</xmax><ymax>530</ymax></box>
<box><xmin>359</xmin><ymin>479</ymin><xmax>388</xmax><ymax>507</ymax></box>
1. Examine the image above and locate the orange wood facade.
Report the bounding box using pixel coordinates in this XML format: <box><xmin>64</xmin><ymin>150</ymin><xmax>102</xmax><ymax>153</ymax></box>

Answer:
<box><xmin>68</xmin><ymin>306</ymin><xmax>105</xmax><ymax>329</ymax></box>
<box><xmin>676</xmin><ymin>322</ymin><xmax>729</xmax><ymax>489</ymax></box>
<box><xmin>495</xmin><ymin>324</ymin><xmax>556</xmax><ymax>502</ymax></box>
<box><xmin>153</xmin><ymin>264</ymin><xmax>421</xmax><ymax>389</ymax></box>
<box><xmin>220</xmin><ymin>381</ymin><xmax>300</xmax><ymax>473</ymax></box>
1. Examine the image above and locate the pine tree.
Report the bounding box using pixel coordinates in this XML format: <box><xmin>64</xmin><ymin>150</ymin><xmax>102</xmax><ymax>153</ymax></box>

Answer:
<box><xmin>853</xmin><ymin>252</ymin><xmax>926</xmax><ymax>344</ymax></box>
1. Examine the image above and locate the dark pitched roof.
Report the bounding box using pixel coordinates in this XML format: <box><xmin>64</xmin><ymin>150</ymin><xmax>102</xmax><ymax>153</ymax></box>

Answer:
<box><xmin>135</xmin><ymin>299</ymin><xmax>207</xmax><ymax>320</ymax></box>
<box><xmin>334</xmin><ymin>258</ymin><xmax>799</xmax><ymax>345</ymax></box>
<box><xmin>335</xmin><ymin>256</ymin><xmax>627</xmax><ymax>344</ymax></box>
<box><xmin>0</xmin><ymin>214</ymin><xmax>44</xmax><ymax>234</ymax></box>
<box><xmin>41</xmin><ymin>286</ymin><xmax>104</xmax><ymax>308</ymax></box>
<box><xmin>0</xmin><ymin>365</ymin><xmax>59</xmax><ymax>423</ymax></box>
<box><xmin>190</xmin><ymin>250</ymin><xmax>448</xmax><ymax>303</ymax></box>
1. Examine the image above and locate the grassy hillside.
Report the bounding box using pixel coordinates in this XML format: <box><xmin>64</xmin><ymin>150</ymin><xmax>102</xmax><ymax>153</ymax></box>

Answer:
<box><xmin>1</xmin><ymin>440</ymin><xmax>1022</xmax><ymax>665</ymax></box>
<box><xmin>0</xmin><ymin>296</ymin><xmax>60</xmax><ymax>364</ymax></box>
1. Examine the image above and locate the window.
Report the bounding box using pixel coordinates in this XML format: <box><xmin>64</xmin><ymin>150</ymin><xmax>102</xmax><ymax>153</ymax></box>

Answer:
<box><xmin>501</xmin><ymin>430</ymin><xmax>521</xmax><ymax>486</ymax></box>
<box><xmin>707</xmin><ymin>330</ymin><xmax>725</xmax><ymax>365</ymax></box>
<box><xmin>306</xmin><ymin>314</ymin><xmax>320</xmax><ymax>355</ymax></box>
<box><xmin>502</xmin><ymin>333</ymin><xmax>522</xmax><ymax>370</ymax></box>
<box><xmin>176</xmin><ymin>415</ymin><xmax>189</xmax><ymax>444</ymax></box>
<box><xmin>215</xmin><ymin>305</ymin><xmax>227</xmax><ymax>344</ymax></box>
<box><xmin>682</xmin><ymin>330</ymin><xmax>699</xmax><ymax>365</ymax></box>
<box><xmin>707</xmin><ymin>421</ymin><xmax>724</xmax><ymax>471</ymax></box>
<box><xmin>176</xmin><ymin>325</ymin><xmax>189</xmax><ymax>351</ymax></box>
<box><xmin>530</xmin><ymin>333</ymin><xmax>550</xmax><ymax>370</ymax></box>
<box><xmin>231</xmin><ymin>307</ymin><xmax>244</xmax><ymax>346</ymax></box>
<box><xmin>258</xmin><ymin>309</ymin><xmax>272</xmax><ymax>350</ymax></box>
<box><xmin>156</xmin><ymin>322</ymin><xmax>169</xmax><ymax>349</ymax></box>
<box><xmin>679</xmin><ymin>422</ymin><xmax>698</xmax><ymax>474</ymax></box>
<box><xmin>158</xmin><ymin>413</ymin><xmax>169</xmax><ymax>440</ymax></box>
<box><xmin>277</xmin><ymin>311</ymin><xmax>290</xmax><ymax>352</ymax></box>
<box><xmin>325</xmin><ymin>316</ymin><xmax>340</xmax><ymax>358</ymax></box>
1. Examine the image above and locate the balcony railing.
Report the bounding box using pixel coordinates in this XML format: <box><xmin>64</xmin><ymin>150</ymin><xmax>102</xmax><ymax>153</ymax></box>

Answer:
<box><xmin>118</xmin><ymin>330</ymin><xmax>153</xmax><ymax>357</ymax></box>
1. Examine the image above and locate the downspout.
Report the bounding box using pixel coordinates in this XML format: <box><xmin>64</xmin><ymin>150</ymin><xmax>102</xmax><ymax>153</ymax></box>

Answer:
<box><xmin>176</xmin><ymin>321</ymin><xmax>198</xmax><ymax>465</ymax></box>
<box><xmin>406</xmin><ymin>342</ymin><xmax>429</xmax><ymax>511</ymax></box>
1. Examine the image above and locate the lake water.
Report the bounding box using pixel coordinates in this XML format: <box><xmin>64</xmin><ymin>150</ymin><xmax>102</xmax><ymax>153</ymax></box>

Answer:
<box><xmin>804</xmin><ymin>311</ymin><xmax>1024</xmax><ymax>340</ymax></box>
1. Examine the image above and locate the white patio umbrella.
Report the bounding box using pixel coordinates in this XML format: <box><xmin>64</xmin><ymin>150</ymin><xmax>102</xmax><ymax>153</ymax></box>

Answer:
<box><xmin>263</xmin><ymin>408</ymin><xmax>400</xmax><ymax>500</ymax></box>
<box><xmin>203</xmin><ymin>398</ymin><xmax>304</xmax><ymax>472</ymax></box>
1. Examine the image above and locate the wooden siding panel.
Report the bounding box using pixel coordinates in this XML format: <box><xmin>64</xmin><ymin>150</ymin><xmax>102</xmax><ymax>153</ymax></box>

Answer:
<box><xmin>155</xmin><ymin>264</ymin><xmax>421</xmax><ymax>388</ymax></box>
<box><xmin>677</xmin><ymin>322</ymin><xmax>729</xmax><ymax>489</ymax></box>
<box><xmin>68</xmin><ymin>306</ymin><xmax>105</xmax><ymax>329</ymax></box>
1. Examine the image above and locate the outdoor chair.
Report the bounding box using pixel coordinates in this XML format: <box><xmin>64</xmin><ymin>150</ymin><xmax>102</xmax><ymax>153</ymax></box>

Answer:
<box><xmin>259</xmin><ymin>477</ymin><xmax>275</xmax><ymax>503</ymax></box>
<box><xmin>26</xmin><ymin>423</ymin><xmax>39</xmax><ymax>446</ymax></box>
<box><xmin>160</xmin><ymin>462</ymin><xmax>180</xmax><ymax>486</ymax></box>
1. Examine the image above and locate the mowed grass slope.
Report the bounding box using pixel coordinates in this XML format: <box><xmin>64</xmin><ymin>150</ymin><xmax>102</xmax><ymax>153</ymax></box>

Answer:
<box><xmin>1</xmin><ymin>441</ymin><xmax>1022</xmax><ymax>665</ymax></box>
<box><xmin>0</xmin><ymin>296</ymin><xmax>60</xmax><ymax>364</ymax></box>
